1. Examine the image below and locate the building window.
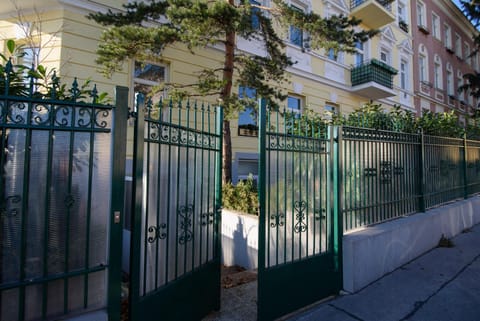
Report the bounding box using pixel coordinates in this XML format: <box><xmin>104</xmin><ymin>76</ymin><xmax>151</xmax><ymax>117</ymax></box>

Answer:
<box><xmin>380</xmin><ymin>48</ymin><xmax>391</xmax><ymax>65</ymax></box>
<box><xmin>355</xmin><ymin>41</ymin><xmax>365</xmax><ymax>65</ymax></box>
<box><xmin>133</xmin><ymin>61</ymin><xmax>167</xmax><ymax>107</ymax></box>
<box><xmin>289</xmin><ymin>4</ymin><xmax>306</xmax><ymax>47</ymax></box>
<box><xmin>417</xmin><ymin>1</ymin><xmax>426</xmax><ymax>28</ymax></box>
<box><xmin>444</xmin><ymin>24</ymin><xmax>452</xmax><ymax>49</ymax></box>
<box><xmin>400</xmin><ymin>59</ymin><xmax>408</xmax><ymax>90</ymax></box>
<box><xmin>446</xmin><ymin>68</ymin><xmax>454</xmax><ymax>96</ymax></box>
<box><xmin>250</xmin><ymin>0</ymin><xmax>261</xmax><ymax>30</ymax></box>
<box><xmin>455</xmin><ymin>33</ymin><xmax>462</xmax><ymax>58</ymax></box>
<box><xmin>238</xmin><ymin>86</ymin><xmax>258</xmax><ymax>135</ymax></box>
<box><xmin>287</xmin><ymin>95</ymin><xmax>303</xmax><ymax>114</ymax></box>
<box><xmin>432</xmin><ymin>13</ymin><xmax>440</xmax><ymax>39</ymax></box>
<box><xmin>434</xmin><ymin>61</ymin><xmax>442</xmax><ymax>89</ymax></box>
<box><xmin>236</xmin><ymin>157</ymin><xmax>258</xmax><ymax>184</ymax></box>
<box><xmin>419</xmin><ymin>54</ymin><xmax>427</xmax><ymax>82</ymax></box>
<box><xmin>465</xmin><ymin>43</ymin><xmax>471</xmax><ymax>65</ymax></box>
<box><xmin>458</xmin><ymin>73</ymin><xmax>465</xmax><ymax>102</ymax></box>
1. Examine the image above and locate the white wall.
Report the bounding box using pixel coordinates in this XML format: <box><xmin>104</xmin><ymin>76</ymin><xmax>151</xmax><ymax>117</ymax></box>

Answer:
<box><xmin>221</xmin><ymin>209</ymin><xmax>259</xmax><ymax>270</ymax></box>
<box><xmin>343</xmin><ymin>196</ymin><xmax>480</xmax><ymax>293</ymax></box>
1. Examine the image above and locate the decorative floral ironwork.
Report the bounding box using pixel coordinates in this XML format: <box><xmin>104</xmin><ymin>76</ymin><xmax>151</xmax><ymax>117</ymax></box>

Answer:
<box><xmin>294</xmin><ymin>200</ymin><xmax>307</xmax><ymax>233</ymax></box>
<box><xmin>314</xmin><ymin>208</ymin><xmax>326</xmax><ymax>221</ymax></box>
<box><xmin>0</xmin><ymin>195</ymin><xmax>21</xmax><ymax>218</ymax></box>
<box><xmin>55</xmin><ymin>106</ymin><xmax>71</xmax><ymax>127</ymax></box>
<box><xmin>147</xmin><ymin>223</ymin><xmax>167</xmax><ymax>243</ymax></box>
<box><xmin>32</xmin><ymin>104</ymin><xmax>51</xmax><ymax>125</ymax></box>
<box><xmin>201</xmin><ymin>212</ymin><xmax>214</xmax><ymax>226</ymax></box>
<box><xmin>268</xmin><ymin>135</ymin><xmax>325</xmax><ymax>153</ymax></box>
<box><xmin>270</xmin><ymin>212</ymin><xmax>285</xmax><ymax>228</ymax></box>
<box><xmin>64</xmin><ymin>194</ymin><xmax>75</xmax><ymax>209</ymax></box>
<box><xmin>94</xmin><ymin>109</ymin><xmax>110</xmax><ymax>128</ymax></box>
<box><xmin>178</xmin><ymin>204</ymin><xmax>194</xmax><ymax>244</ymax></box>
<box><xmin>77</xmin><ymin>107</ymin><xmax>93</xmax><ymax>128</ymax></box>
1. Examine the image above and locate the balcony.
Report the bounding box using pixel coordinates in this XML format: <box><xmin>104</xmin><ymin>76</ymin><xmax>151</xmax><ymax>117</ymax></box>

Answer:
<box><xmin>351</xmin><ymin>59</ymin><xmax>398</xmax><ymax>100</ymax></box>
<box><xmin>350</xmin><ymin>0</ymin><xmax>395</xmax><ymax>29</ymax></box>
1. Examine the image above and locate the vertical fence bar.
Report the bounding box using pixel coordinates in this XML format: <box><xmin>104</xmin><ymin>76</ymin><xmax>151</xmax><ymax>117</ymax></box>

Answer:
<box><xmin>418</xmin><ymin>130</ymin><xmax>426</xmax><ymax>212</ymax></box>
<box><xmin>257</xmin><ymin>97</ymin><xmax>267</xmax><ymax>319</ymax></box>
<box><xmin>213</xmin><ymin>105</ymin><xmax>223</xmax><ymax>311</ymax></box>
<box><xmin>129</xmin><ymin>94</ymin><xmax>145</xmax><ymax>321</ymax></box>
<box><xmin>108</xmin><ymin>86</ymin><xmax>128</xmax><ymax>321</ymax></box>
<box><xmin>330</xmin><ymin>126</ymin><xmax>342</xmax><ymax>279</ymax></box>
<box><xmin>463</xmin><ymin>133</ymin><xmax>468</xmax><ymax>199</ymax></box>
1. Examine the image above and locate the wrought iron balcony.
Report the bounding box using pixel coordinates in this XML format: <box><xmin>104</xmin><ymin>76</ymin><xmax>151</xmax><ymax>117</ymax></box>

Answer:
<box><xmin>350</xmin><ymin>0</ymin><xmax>395</xmax><ymax>29</ymax></box>
<box><xmin>351</xmin><ymin>59</ymin><xmax>398</xmax><ymax>100</ymax></box>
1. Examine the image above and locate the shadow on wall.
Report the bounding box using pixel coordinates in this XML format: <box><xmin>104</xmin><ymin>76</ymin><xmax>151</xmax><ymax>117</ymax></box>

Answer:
<box><xmin>221</xmin><ymin>210</ymin><xmax>258</xmax><ymax>270</ymax></box>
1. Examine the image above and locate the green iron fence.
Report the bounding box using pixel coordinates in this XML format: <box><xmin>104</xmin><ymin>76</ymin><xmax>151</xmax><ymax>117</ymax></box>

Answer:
<box><xmin>342</xmin><ymin>127</ymin><xmax>480</xmax><ymax>232</ymax></box>
<box><xmin>129</xmin><ymin>96</ymin><xmax>223</xmax><ymax>321</ymax></box>
<box><xmin>0</xmin><ymin>74</ymin><xmax>127</xmax><ymax>320</ymax></box>
<box><xmin>258</xmin><ymin>101</ymin><xmax>342</xmax><ymax>320</ymax></box>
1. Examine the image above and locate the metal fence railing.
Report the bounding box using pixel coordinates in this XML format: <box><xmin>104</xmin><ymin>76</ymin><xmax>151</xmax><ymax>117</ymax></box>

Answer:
<box><xmin>341</xmin><ymin>126</ymin><xmax>480</xmax><ymax>232</ymax></box>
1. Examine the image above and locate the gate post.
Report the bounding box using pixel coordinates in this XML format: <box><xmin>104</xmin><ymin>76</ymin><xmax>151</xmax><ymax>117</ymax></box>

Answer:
<box><xmin>129</xmin><ymin>94</ymin><xmax>146</xmax><ymax>321</ymax></box>
<box><xmin>330</xmin><ymin>126</ymin><xmax>343</xmax><ymax>290</ymax></box>
<box><xmin>257</xmin><ymin>97</ymin><xmax>267</xmax><ymax>320</ymax></box>
<box><xmin>108</xmin><ymin>86</ymin><xmax>129</xmax><ymax>321</ymax></box>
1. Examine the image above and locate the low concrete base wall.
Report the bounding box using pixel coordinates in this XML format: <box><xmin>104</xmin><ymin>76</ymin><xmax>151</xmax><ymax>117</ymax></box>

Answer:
<box><xmin>221</xmin><ymin>209</ymin><xmax>258</xmax><ymax>269</ymax></box>
<box><xmin>343</xmin><ymin>196</ymin><xmax>480</xmax><ymax>293</ymax></box>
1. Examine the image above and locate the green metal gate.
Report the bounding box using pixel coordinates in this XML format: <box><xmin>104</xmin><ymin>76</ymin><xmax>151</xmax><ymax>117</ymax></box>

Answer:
<box><xmin>0</xmin><ymin>79</ymin><xmax>128</xmax><ymax>320</ymax></box>
<box><xmin>257</xmin><ymin>99</ymin><xmax>342</xmax><ymax>320</ymax></box>
<box><xmin>129</xmin><ymin>97</ymin><xmax>223</xmax><ymax>321</ymax></box>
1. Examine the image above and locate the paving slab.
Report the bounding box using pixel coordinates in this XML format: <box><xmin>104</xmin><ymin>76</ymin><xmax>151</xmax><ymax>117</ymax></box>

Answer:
<box><xmin>289</xmin><ymin>224</ymin><xmax>480</xmax><ymax>321</ymax></box>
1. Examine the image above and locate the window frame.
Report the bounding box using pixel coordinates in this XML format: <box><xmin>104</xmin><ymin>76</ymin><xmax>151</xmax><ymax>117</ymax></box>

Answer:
<box><xmin>444</xmin><ymin>24</ymin><xmax>452</xmax><ymax>49</ymax></box>
<box><xmin>417</xmin><ymin>1</ymin><xmax>426</xmax><ymax>28</ymax></box>
<box><xmin>432</xmin><ymin>13</ymin><xmax>440</xmax><ymax>40</ymax></box>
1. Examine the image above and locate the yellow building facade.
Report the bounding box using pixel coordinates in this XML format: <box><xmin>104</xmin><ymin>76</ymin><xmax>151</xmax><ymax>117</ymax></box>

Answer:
<box><xmin>0</xmin><ymin>0</ymin><xmax>414</xmax><ymax>182</ymax></box>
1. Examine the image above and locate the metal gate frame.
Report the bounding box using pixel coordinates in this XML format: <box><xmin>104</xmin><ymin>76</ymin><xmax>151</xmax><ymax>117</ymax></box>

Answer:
<box><xmin>128</xmin><ymin>96</ymin><xmax>223</xmax><ymax>321</ymax></box>
<box><xmin>0</xmin><ymin>81</ymin><xmax>128</xmax><ymax>321</ymax></box>
<box><xmin>257</xmin><ymin>98</ymin><xmax>343</xmax><ymax>321</ymax></box>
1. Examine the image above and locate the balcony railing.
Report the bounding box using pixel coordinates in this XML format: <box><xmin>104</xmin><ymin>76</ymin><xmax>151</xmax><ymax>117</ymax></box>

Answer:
<box><xmin>351</xmin><ymin>0</ymin><xmax>394</xmax><ymax>12</ymax></box>
<box><xmin>351</xmin><ymin>59</ymin><xmax>398</xmax><ymax>89</ymax></box>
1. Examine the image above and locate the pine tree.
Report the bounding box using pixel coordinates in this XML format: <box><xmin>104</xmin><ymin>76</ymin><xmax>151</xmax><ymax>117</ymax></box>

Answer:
<box><xmin>89</xmin><ymin>0</ymin><xmax>377</xmax><ymax>184</ymax></box>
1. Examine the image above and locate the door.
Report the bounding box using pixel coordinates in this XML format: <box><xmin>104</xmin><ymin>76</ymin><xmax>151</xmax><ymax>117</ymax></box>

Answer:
<box><xmin>129</xmin><ymin>96</ymin><xmax>223</xmax><ymax>321</ymax></box>
<box><xmin>257</xmin><ymin>99</ymin><xmax>342</xmax><ymax>320</ymax></box>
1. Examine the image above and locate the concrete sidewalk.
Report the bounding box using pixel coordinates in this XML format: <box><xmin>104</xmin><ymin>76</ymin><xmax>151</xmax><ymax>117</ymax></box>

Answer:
<box><xmin>287</xmin><ymin>223</ymin><xmax>480</xmax><ymax>321</ymax></box>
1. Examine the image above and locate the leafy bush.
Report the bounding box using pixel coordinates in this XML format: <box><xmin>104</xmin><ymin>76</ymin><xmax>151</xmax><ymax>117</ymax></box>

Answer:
<box><xmin>223</xmin><ymin>175</ymin><xmax>259</xmax><ymax>215</ymax></box>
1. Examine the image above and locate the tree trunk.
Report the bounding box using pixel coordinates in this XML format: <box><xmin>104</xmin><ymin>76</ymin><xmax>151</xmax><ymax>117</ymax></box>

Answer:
<box><xmin>221</xmin><ymin>0</ymin><xmax>236</xmax><ymax>184</ymax></box>
<box><xmin>222</xmin><ymin>119</ymin><xmax>232</xmax><ymax>184</ymax></box>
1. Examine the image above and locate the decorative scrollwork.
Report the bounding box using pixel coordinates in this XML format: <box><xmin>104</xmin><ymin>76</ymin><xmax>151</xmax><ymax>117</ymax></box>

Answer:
<box><xmin>0</xmin><ymin>195</ymin><xmax>21</xmax><ymax>218</ymax></box>
<box><xmin>178</xmin><ymin>204</ymin><xmax>194</xmax><ymax>244</ymax></box>
<box><xmin>64</xmin><ymin>194</ymin><xmax>75</xmax><ymax>209</ymax></box>
<box><xmin>201</xmin><ymin>212</ymin><xmax>214</xmax><ymax>226</ymax></box>
<box><xmin>270</xmin><ymin>212</ymin><xmax>285</xmax><ymax>228</ymax></box>
<box><xmin>77</xmin><ymin>107</ymin><xmax>93</xmax><ymax>128</ymax></box>
<box><xmin>149</xmin><ymin>123</ymin><xmax>160</xmax><ymax>140</ymax></box>
<box><xmin>9</xmin><ymin>102</ymin><xmax>27</xmax><ymax>124</ymax></box>
<box><xmin>94</xmin><ymin>109</ymin><xmax>110</xmax><ymax>128</ymax></box>
<box><xmin>54</xmin><ymin>106</ymin><xmax>71</xmax><ymax>127</ymax></box>
<box><xmin>32</xmin><ymin>104</ymin><xmax>51</xmax><ymax>125</ymax></box>
<box><xmin>314</xmin><ymin>208</ymin><xmax>326</xmax><ymax>221</ymax></box>
<box><xmin>147</xmin><ymin>223</ymin><xmax>167</xmax><ymax>243</ymax></box>
<box><xmin>294</xmin><ymin>200</ymin><xmax>307</xmax><ymax>233</ymax></box>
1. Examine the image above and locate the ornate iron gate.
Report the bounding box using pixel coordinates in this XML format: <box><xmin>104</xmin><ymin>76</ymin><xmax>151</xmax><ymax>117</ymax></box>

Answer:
<box><xmin>257</xmin><ymin>99</ymin><xmax>342</xmax><ymax>320</ymax></box>
<box><xmin>0</xmin><ymin>83</ymin><xmax>128</xmax><ymax>321</ymax></box>
<box><xmin>129</xmin><ymin>97</ymin><xmax>223</xmax><ymax>321</ymax></box>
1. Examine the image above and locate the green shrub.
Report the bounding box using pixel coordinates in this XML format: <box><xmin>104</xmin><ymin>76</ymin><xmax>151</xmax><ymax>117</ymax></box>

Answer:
<box><xmin>222</xmin><ymin>175</ymin><xmax>259</xmax><ymax>215</ymax></box>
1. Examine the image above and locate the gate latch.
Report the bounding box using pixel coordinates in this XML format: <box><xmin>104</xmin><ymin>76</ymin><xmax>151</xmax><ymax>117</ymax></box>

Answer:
<box><xmin>114</xmin><ymin>211</ymin><xmax>121</xmax><ymax>224</ymax></box>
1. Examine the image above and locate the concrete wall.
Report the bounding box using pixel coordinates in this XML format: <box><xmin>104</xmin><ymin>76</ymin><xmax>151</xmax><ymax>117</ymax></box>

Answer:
<box><xmin>343</xmin><ymin>196</ymin><xmax>480</xmax><ymax>293</ymax></box>
<box><xmin>221</xmin><ymin>209</ymin><xmax>258</xmax><ymax>270</ymax></box>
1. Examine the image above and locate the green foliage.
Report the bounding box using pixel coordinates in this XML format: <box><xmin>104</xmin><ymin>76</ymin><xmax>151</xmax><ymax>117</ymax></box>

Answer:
<box><xmin>222</xmin><ymin>175</ymin><xmax>259</xmax><ymax>215</ymax></box>
<box><xmin>89</xmin><ymin>0</ymin><xmax>378</xmax><ymax>115</ymax></box>
<box><xmin>0</xmin><ymin>40</ymin><xmax>110</xmax><ymax>104</ymax></box>
<box><xmin>282</xmin><ymin>101</ymin><xmax>480</xmax><ymax>139</ymax></box>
